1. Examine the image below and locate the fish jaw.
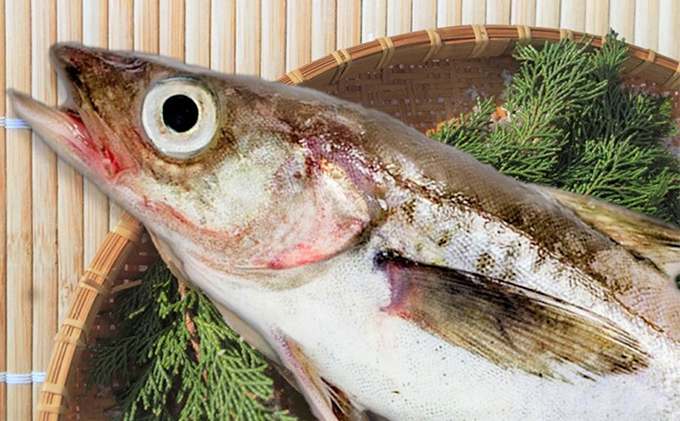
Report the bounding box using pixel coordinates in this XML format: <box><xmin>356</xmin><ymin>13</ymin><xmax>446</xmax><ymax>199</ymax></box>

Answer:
<box><xmin>9</xmin><ymin>90</ymin><xmax>136</xmax><ymax>188</ymax></box>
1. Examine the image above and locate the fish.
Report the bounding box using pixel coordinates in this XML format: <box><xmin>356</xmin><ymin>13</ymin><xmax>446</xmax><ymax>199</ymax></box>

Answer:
<box><xmin>9</xmin><ymin>43</ymin><xmax>680</xmax><ymax>420</ymax></box>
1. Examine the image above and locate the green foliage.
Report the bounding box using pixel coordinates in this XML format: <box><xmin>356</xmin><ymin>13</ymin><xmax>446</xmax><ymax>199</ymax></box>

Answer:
<box><xmin>430</xmin><ymin>31</ymin><xmax>679</xmax><ymax>224</ymax></box>
<box><xmin>88</xmin><ymin>260</ymin><xmax>296</xmax><ymax>421</ymax></box>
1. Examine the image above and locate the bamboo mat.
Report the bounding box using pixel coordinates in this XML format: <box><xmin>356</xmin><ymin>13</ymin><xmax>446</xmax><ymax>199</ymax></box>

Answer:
<box><xmin>1</xmin><ymin>1</ymin><xmax>679</xmax><ymax>420</ymax></box>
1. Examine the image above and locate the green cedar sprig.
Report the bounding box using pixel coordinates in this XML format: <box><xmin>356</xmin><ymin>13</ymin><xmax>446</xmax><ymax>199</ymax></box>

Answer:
<box><xmin>87</xmin><ymin>260</ymin><xmax>297</xmax><ymax>421</ymax></box>
<box><xmin>430</xmin><ymin>31</ymin><xmax>679</xmax><ymax>224</ymax></box>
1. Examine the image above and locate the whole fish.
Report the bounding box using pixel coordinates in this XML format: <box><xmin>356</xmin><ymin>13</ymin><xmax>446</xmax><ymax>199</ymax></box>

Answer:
<box><xmin>10</xmin><ymin>43</ymin><xmax>680</xmax><ymax>420</ymax></box>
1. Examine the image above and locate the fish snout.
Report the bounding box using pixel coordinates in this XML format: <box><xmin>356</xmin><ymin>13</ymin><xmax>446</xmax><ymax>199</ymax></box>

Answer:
<box><xmin>49</xmin><ymin>42</ymin><xmax>81</xmax><ymax>69</ymax></box>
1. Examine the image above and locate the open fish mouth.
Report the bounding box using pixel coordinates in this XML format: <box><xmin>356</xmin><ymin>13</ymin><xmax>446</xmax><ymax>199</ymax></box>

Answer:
<box><xmin>8</xmin><ymin>43</ymin><xmax>135</xmax><ymax>184</ymax></box>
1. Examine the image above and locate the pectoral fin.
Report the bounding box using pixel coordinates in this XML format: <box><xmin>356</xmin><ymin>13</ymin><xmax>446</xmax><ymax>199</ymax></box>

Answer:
<box><xmin>377</xmin><ymin>252</ymin><xmax>649</xmax><ymax>380</ymax></box>
<box><xmin>536</xmin><ymin>185</ymin><xmax>680</xmax><ymax>279</ymax></box>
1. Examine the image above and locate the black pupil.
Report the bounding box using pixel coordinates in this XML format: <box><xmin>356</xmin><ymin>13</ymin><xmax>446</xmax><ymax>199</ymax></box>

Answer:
<box><xmin>162</xmin><ymin>94</ymin><xmax>199</xmax><ymax>133</ymax></box>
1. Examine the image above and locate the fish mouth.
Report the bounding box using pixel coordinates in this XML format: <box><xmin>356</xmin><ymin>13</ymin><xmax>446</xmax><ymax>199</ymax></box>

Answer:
<box><xmin>8</xmin><ymin>43</ymin><xmax>133</xmax><ymax>185</ymax></box>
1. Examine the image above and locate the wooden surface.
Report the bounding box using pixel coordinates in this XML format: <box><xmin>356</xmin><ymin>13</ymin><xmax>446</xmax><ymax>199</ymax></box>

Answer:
<box><xmin>1</xmin><ymin>1</ymin><xmax>679</xmax><ymax>420</ymax></box>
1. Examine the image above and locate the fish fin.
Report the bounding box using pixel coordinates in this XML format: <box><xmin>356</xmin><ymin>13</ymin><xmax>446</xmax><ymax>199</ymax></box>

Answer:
<box><xmin>272</xmin><ymin>332</ymin><xmax>358</xmax><ymax>421</ymax></box>
<box><xmin>377</xmin><ymin>252</ymin><xmax>649</xmax><ymax>380</ymax></box>
<box><xmin>535</xmin><ymin>185</ymin><xmax>680</xmax><ymax>279</ymax></box>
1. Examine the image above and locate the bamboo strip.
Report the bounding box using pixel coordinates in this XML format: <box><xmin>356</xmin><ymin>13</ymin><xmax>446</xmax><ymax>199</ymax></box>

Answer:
<box><xmin>235</xmin><ymin>0</ymin><xmax>260</xmax><ymax>75</ymax></box>
<box><xmin>6</xmin><ymin>0</ymin><xmax>33</xmax><ymax>418</ymax></box>
<box><xmin>461</xmin><ymin>0</ymin><xmax>486</xmax><ymax>24</ymax></box>
<box><xmin>0</xmin><ymin>0</ymin><xmax>5</xmax><ymax>416</ymax></box>
<box><xmin>361</xmin><ymin>0</ymin><xmax>386</xmax><ymax>42</ymax></box>
<box><xmin>185</xmin><ymin>0</ymin><xmax>211</xmax><ymax>67</ymax></box>
<box><xmin>634</xmin><ymin>0</ymin><xmax>659</xmax><ymax>50</ymax></box>
<box><xmin>261</xmin><ymin>0</ymin><xmax>286</xmax><ymax>80</ymax></box>
<box><xmin>560</xmin><ymin>0</ymin><xmax>586</xmax><ymax>31</ymax></box>
<box><xmin>487</xmin><ymin>0</ymin><xmax>511</xmax><ymax>24</ymax></box>
<box><xmin>210</xmin><ymin>0</ymin><xmax>235</xmax><ymax>72</ymax></box>
<box><xmin>412</xmin><ymin>0</ymin><xmax>437</xmax><ymax>31</ymax></box>
<box><xmin>134</xmin><ymin>0</ymin><xmax>160</xmax><ymax>55</ymax></box>
<box><xmin>585</xmin><ymin>0</ymin><xmax>609</xmax><ymax>35</ymax></box>
<box><xmin>108</xmin><ymin>0</ymin><xmax>134</xmax><ymax>231</ymax></box>
<box><xmin>511</xmin><ymin>0</ymin><xmax>536</xmax><ymax>25</ymax></box>
<box><xmin>160</xmin><ymin>0</ymin><xmax>185</xmax><ymax>60</ymax></box>
<box><xmin>31</xmin><ymin>0</ymin><xmax>58</xmax><ymax>412</ymax></box>
<box><xmin>313</xmin><ymin>0</ymin><xmax>338</xmax><ymax>58</ymax></box>
<box><xmin>608</xmin><ymin>0</ymin><xmax>634</xmax><ymax>40</ymax></box>
<box><xmin>286</xmin><ymin>0</ymin><xmax>311</xmax><ymax>72</ymax></box>
<box><xmin>535</xmin><ymin>0</ymin><xmax>560</xmax><ymax>27</ymax></box>
<box><xmin>82</xmin><ymin>0</ymin><xmax>109</xmax><ymax>280</ymax></box>
<box><xmin>437</xmin><ymin>0</ymin><xmax>462</xmax><ymax>27</ymax></box>
<box><xmin>387</xmin><ymin>0</ymin><xmax>412</xmax><ymax>36</ymax></box>
<box><xmin>658</xmin><ymin>0</ymin><xmax>680</xmax><ymax>60</ymax></box>
<box><xmin>56</xmin><ymin>0</ymin><xmax>83</xmax><ymax>327</ymax></box>
<box><xmin>337</xmin><ymin>0</ymin><xmax>362</xmax><ymax>49</ymax></box>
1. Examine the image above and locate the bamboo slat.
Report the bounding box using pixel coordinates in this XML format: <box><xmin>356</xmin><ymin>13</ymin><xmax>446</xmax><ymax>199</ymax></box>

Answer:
<box><xmin>412</xmin><ymin>0</ymin><xmax>437</xmax><ymax>31</ymax></box>
<box><xmin>561</xmin><ymin>0</ymin><xmax>587</xmax><ymax>31</ymax></box>
<box><xmin>160</xmin><ymin>0</ymin><xmax>186</xmax><ymax>61</ymax></box>
<box><xmin>261</xmin><ymin>0</ymin><xmax>286</xmax><ymax>80</ymax></box>
<box><xmin>535</xmin><ymin>0</ymin><xmax>561</xmax><ymax>27</ymax></box>
<box><xmin>387</xmin><ymin>0</ymin><xmax>412</xmax><ymax>36</ymax></box>
<box><xmin>634</xmin><ymin>0</ymin><xmax>660</xmax><ymax>50</ymax></box>
<box><xmin>462</xmin><ymin>0</ymin><xmax>486</xmax><ymax>24</ymax></box>
<box><xmin>235</xmin><ymin>0</ymin><xmax>260</xmax><ymax>75</ymax></box>
<box><xmin>2</xmin><ymin>1</ymin><xmax>680</xmax><ymax>419</ymax></box>
<box><xmin>286</xmin><ymin>0</ymin><xmax>311</xmax><ymax>72</ymax></box>
<box><xmin>362</xmin><ymin>0</ymin><xmax>386</xmax><ymax>42</ymax></box>
<box><xmin>487</xmin><ymin>0</ymin><xmax>511</xmax><ymax>24</ymax></box>
<box><xmin>313</xmin><ymin>0</ymin><xmax>337</xmax><ymax>58</ymax></box>
<box><xmin>658</xmin><ymin>0</ymin><xmax>680</xmax><ymax>59</ymax></box>
<box><xmin>31</xmin><ymin>0</ymin><xmax>58</xmax><ymax>412</ymax></box>
<box><xmin>210</xmin><ymin>0</ymin><xmax>235</xmax><ymax>72</ymax></box>
<box><xmin>186</xmin><ymin>0</ymin><xmax>211</xmax><ymax>67</ymax></box>
<box><xmin>6</xmin><ymin>0</ymin><xmax>33</xmax><ymax>419</ymax></box>
<box><xmin>56</xmin><ymin>0</ymin><xmax>83</xmax><ymax>328</ymax></box>
<box><xmin>0</xmin><ymin>0</ymin><xmax>5</xmax><ymax>416</ymax></box>
<box><xmin>134</xmin><ymin>0</ymin><xmax>160</xmax><ymax>55</ymax></box>
<box><xmin>586</xmin><ymin>0</ymin><xmax>610</xmax><ymax>35</ymax></box>
<box><xmin>437</xmin><ymin>0</ymin><xmax>462</xmax><ymax>27</ymax></box>
<box><xmin>511</xmin><ymin>0</ymin><xmax>536</xmax><ymax>25</ymax></box>
<box><xmin>82</xmin><ymin>0</ymin><xmax>109</xmax><ymax>282</ymax></box>
<box><xmin>337</xmin><ymin>0</ymin><xmax>362</xmax><ymax>49</ymax></box>
<box><xmin>609</xmin><ymin>0</ymin><xmax>636</xmax><ymax>40</ymax></box>
<box><xmin>108</xmin><ymin>0</ymin><xmax>134</xmax><ymax>230</ymax></box>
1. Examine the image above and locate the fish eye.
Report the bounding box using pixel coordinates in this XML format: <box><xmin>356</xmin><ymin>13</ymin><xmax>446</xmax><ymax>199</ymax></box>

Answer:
<box><xmin>142</xmin><ymin>77</ymin><xmax>217</xmax><ymax>158</ymax></box>
<box><xmin>162</xmin><ymin>94</ymin><xmax>199</xmax><ymax>133</ymax></box>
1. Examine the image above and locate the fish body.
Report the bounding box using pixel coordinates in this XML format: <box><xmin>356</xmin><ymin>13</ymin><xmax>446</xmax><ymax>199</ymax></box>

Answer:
<box><xmin>10</xmin><ymin>44</ymin><xmax>680</xmax><ymax>420</ymax></box>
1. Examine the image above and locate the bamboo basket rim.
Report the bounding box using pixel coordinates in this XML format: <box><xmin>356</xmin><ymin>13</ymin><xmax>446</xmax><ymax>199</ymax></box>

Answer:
<box><xmin>279</xmin><ymin>24</ymin><xmax>680</xmax><ymax>89</ymax></box>
<box><xmin>36</xmin><ymin>24</ymin><xmax>680</xmax><ymax>420</ymax></box>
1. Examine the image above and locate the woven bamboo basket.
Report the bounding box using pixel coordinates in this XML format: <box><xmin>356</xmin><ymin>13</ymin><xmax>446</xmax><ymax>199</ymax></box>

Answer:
<box><xmin>36</xmin><ymin>24</ymin><xmax>680</xmax><ymax>420</ymax></box>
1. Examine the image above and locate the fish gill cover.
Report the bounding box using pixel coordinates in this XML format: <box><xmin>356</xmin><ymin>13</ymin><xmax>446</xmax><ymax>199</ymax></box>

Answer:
<box><xmin>86</xmin><ymin>30</ymin><xmax>679</xmax><ymax>420</ymax></box>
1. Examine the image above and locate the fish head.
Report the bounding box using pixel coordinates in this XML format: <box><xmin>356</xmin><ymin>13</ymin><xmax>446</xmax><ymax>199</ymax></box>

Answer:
<box><xmin>10</xmin><ymin>43</ymin><xmax>374</xmax><ymax>271</ymax></box>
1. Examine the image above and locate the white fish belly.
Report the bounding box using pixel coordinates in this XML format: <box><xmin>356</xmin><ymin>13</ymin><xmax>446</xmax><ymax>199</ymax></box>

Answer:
<box><xmin>191</xmin><ymin>248</ymin><xmax>679</xmax><ymax>421</ymax></box>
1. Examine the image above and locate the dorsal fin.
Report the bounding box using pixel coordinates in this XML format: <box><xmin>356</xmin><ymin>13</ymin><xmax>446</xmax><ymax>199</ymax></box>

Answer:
<box><xmin>535</xmin><ymin>185</ymin><xmax>680</xmax><ymax>280</ymax></box>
